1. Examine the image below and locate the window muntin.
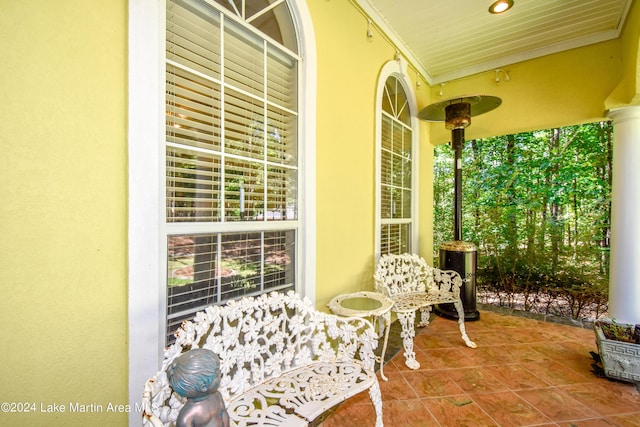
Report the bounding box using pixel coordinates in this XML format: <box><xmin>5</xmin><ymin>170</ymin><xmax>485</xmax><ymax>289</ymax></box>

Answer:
<box><xmin>378</xmin><ymin>75</ymin><xmax>414</xmax><ymax>255</ymax></box>
<box><xmin>211</xmin><ymin>0</ymin><xmax>297</xmax><ymax>51</ymax></box>
<box><xmin>382</xmin><ymin>77</ymin><xmax>410</xmax><ymax>126</ymax></box>
<box><xmin>165</xmin><ymin>0</ymin><xmax>299</xmax><ymax>344</ymax></box>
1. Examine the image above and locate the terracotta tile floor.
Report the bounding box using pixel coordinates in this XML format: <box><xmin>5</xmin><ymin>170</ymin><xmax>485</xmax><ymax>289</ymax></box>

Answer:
<box><xmin>318</xmin><ymin>307</ymin><xmax>640</xmax><ymax>427</ymax></box>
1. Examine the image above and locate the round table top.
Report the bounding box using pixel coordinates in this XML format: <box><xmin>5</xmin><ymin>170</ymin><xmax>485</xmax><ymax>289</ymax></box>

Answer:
<box><xmin>327</xmin><ymin>291</ymin><xmax>394</xmax><ymax>318</ymax></box>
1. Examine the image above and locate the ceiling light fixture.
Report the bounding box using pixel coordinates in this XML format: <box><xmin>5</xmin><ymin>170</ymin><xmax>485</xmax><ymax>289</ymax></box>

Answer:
<box><xmin>488</xmin><ymin>0</ymin><xmax>514</xmax><ymax>14</ymax></box>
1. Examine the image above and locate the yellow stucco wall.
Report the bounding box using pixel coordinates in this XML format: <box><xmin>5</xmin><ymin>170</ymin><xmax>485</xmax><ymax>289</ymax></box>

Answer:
<box><xmin>307</xmin><ymin>0</ymin><xmax>434</xmax><ymax>308</ymax></box>
<box><xmin>428</xmin><ymin>39</ymin><xmax>624</xmax><ymax>145</ymax></box>
<box><xmin>0</xmin><ymin>1</ymin><xmax>128</xmax><ymax>425</ymax></box>
<box><xmin>607</xmin><ymin>0</ymin><xmax>640</xmax><ymax>107</ymax></box>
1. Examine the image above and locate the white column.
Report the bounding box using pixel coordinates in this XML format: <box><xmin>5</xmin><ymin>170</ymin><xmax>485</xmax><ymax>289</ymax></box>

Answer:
<box><xmin>608</xmin><ymin>105</ymin><xmax>640</xmax><ymax>325</ymax></box>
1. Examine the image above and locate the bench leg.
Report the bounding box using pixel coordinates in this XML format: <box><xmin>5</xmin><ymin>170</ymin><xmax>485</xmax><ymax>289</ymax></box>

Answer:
<box><xmin>397</xmin><ymin>311</ymin><xmax>420</xmax><ymax>369</ymax></box>
<box><xmin>368</xmin><ymin>378</ymin><xmax>384</xmax><ymax>427</ymax></box>
<box><xmin>418</xmin><ymin>305</ymin><xmax>432</xmax><ymax>327</ymax></box>
<box><xmin>453</xmin><ymin>300</ymin><xmax>477</xmax><ymax>348</ymax></box>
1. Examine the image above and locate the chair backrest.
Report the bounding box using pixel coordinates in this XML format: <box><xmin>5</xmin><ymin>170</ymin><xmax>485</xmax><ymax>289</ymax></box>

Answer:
<box><xmin>374</xmin><ymin>253</ymin><xmax>433</xmax><ymax>297</ymax></box>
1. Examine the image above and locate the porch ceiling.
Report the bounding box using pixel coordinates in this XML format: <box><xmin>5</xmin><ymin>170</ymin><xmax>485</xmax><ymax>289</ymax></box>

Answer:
<box><xmin>356</xmin><ymin>0</ymin><xmax>633</xmax><ymax>85</ymax></box>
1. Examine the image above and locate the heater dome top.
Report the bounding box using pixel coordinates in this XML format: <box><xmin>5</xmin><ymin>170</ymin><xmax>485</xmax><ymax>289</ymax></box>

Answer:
<box><xmin>418</xmin><ymin>95</ymin><xmax>502</xmax><ymax>122</ymax></box>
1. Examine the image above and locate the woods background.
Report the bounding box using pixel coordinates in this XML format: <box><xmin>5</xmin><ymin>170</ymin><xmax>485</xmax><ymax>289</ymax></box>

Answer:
<box><xmin>433</xmin><ymin>121</ymin><xmax>613</xmax><ymax>320</ymax></box>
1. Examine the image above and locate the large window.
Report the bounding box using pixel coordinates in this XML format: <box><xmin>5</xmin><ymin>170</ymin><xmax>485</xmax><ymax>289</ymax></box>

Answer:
<box><xmin>129</xmin><ymin>0</ymin><xmax>315</xmax><ymax>419</ymax></box>
<box><xmin>164</xmin><ymin>0</ymin><xmax>301</xmax><ymax>344</ymax></box>
<box><xmin>376</xmin><ymin>60</ymin><xmax>417</xmax><ymax>256</ymax></box>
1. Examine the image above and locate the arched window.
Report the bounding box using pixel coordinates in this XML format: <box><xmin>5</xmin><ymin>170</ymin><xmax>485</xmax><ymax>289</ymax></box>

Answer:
<box><xmin>376</xmin><ymin>59</ymin><xmax>418</xmax><ymax>257</ymax></box>
<box><xmin>164</xmin><ymin>0</ymin><xmax>303</xmax><ymax>344</ymax></box>
<box><xmin>128</xmin><ymin>0</ymin><xmax>315</xmax><ymax>417</ymax></box>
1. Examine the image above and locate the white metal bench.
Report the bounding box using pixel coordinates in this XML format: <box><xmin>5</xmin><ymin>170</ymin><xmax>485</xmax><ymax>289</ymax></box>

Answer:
<box><xmin>141</xmin><ymin>291</ymin><xmax>383</xmax><ymax>427</ymax></box>
<box><xmin>374</xmin><ymin>253</ymin><xmax>477</xmax><ymax>369</ymax></box>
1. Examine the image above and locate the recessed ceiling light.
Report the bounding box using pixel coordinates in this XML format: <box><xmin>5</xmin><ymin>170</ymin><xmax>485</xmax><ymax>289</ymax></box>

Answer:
<box><xmin>489</xmin><ymin>0</ymin><xmax>514</xmax><ymax>14</ymax></box>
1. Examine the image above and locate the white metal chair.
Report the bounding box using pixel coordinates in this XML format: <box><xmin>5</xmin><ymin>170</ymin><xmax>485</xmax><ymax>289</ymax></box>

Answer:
<box><xmin>374</xmin><ymin>253</ymin><xmax>476</xmax><ymax>369</ymax></box>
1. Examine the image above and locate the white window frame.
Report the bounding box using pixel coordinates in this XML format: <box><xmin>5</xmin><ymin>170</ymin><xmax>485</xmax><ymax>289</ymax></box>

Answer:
<box><xmin>374</xmin><ymin>58</ymin><xmax>419</xmax><ymax>259</ymax></box>
<box><xmin>127</xmin><ymin>1</ymin><xmax>316</xmax><ymax>424</ymax></box>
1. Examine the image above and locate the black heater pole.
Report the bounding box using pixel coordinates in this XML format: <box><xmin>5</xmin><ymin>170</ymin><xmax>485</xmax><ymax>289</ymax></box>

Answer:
<box><xmin>419</xmin><ymin>95</ymin><xmax>502</xmax><ymax>322</ymax></box>
<box><xmin>438</xmin><ymin>125</ymin><xmax>480</xmax><ymax>321</ymax></box>
<box><xmin>452</xmin><ymin>127</ymin><xmax>464</xmax><ymax>242</ymax></box>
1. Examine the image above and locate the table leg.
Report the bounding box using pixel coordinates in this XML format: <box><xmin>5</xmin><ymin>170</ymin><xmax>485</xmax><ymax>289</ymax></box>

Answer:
<box><xmin>378</xmin><ymin>311</ymin><xmax>391</xmax><ymax>381</ymax></box>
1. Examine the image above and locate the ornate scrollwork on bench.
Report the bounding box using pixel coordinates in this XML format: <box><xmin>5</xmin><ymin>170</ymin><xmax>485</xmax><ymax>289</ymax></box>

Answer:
<box><xmin>374</xmin><ymin>253</ymin><xmax>477</xmax><ymax>370</ymax></box>
<box><xmin>142</xmin><ymin>291</ymin><xmax>383</xmax><ymax>427</ymax></box>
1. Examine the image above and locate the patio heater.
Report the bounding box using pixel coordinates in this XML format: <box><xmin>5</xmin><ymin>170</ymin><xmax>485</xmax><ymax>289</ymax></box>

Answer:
<box><xmin>419</xmin><ymin>95</ymin><xmax>502</xmax><ymax>321</ymax></box>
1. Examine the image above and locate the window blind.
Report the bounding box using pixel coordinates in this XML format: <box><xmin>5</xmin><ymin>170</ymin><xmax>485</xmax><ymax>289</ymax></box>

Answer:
<box><xmin>165</xmin><ymin>0</ymin><xmax>300</xmax><ymax>344</ymax></box>
<box><xmin>379</xmin><ymin>76</ymin><xmax>413</xmax><ymax>255</ymax></box>
<box><xmin>166</xmin><ymin>0</ymin><xmax>298</xmax><ymax>224</ymax></box>
<box><xmin>381</xmin><ymin>115</ymin><xmax>412</xmax><ymax>220</ymax></box>
<box><xmin>380</xmin><ymin>223</ymin><xmax>410</xmax><ymax>255</ymax></box>
<box><xmin>166</xmin><ymin>230</ymin><xmax>295</xmax><ymax>343</ymax></box>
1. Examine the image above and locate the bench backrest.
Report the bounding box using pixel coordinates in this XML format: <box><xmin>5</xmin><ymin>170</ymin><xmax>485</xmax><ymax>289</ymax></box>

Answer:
<box><xmin>143</xmin><ymin>291</ymin><xmax>376</xmax><ymax>425</ymax></box>
<box><xmin>374</xmin><ymin>253</ymin><xmax>432</xmax><ymax>296</ymax></box>
<box><xmin>374</xmin><ymin>253</ymin><xmax>463</xmax><ymax>299</ymax></box>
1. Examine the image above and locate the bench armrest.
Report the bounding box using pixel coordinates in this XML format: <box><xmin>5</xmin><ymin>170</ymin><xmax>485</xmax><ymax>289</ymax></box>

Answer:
<box><xmin>323</xmin><ymin>314</ymin><xmax>378</xmax><ymax>371</ymax></box>
<box><xmin>429</xmin><ymin>267</ymin><xmax>464</xmax><ymax>299</ymax></box>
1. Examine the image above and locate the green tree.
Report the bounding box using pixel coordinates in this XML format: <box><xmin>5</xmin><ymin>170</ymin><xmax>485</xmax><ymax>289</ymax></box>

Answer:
<box><xmin>433</xmin><ymin>121</ymin><xmax>611</xmax><ymax>319</ymax></box>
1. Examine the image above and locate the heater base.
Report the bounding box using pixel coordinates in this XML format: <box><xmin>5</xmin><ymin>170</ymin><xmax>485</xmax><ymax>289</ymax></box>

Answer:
<box><xmin>434</xmin><ymin>304</ymin><xmax>480</xmax><ymax>321</ymax></box>
<box><xmin>438</xmin><ymin>241</ymin><xmax>479</xmax><ymax>322</ymax></box>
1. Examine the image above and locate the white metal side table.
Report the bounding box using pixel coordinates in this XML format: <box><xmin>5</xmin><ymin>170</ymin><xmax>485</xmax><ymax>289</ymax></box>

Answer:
<box><xmin>328</xmin><ymin>291</ymin><xmax>394</xmax><ymax>381</ymax></box>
